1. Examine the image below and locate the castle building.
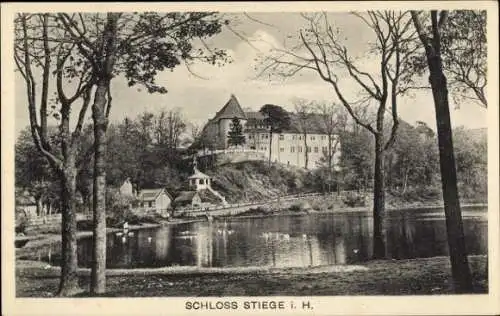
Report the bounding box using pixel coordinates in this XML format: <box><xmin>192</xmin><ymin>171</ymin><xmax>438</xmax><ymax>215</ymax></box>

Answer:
<box><xmin>201</xmin><ymin>95</ymin><xmax>341</xmax><ymax>170</ymax></box>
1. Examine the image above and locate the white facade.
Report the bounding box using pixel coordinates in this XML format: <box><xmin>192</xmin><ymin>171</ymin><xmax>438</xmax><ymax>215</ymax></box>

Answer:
<box><xmin>201</xmin><ymin>95</ymin><xmax>342</xmax><ymax>170</ymax></box>
<box><xmin>245</xmin><ymin>131</ymin><xmax>341</xmax><ymax>169</ymax></box>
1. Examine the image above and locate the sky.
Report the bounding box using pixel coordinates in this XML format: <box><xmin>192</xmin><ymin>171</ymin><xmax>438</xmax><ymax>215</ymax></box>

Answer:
<box><xmin>14</xmin><ymin>12</ymin><xmax>488</xmax><ymax>136</ymax></box>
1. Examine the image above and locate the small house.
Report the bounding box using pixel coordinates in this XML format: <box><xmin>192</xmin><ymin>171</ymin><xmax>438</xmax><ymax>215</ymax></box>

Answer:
<box><xmin>119</xmin><ymin>178</ymin><xmax>135</xmax><ymax>197</ymax></box>
<box><xmin>137</xmin><ymin>188</ymin><xmax>173</xmax><ymax>215</ymax></box>
<box><xmin>173</xmin><ymin>189</ymin><xmax>224</xmax><ymax>209</ymax></box>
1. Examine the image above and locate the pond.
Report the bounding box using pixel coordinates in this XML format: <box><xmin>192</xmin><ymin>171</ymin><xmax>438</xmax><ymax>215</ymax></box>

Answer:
<box><xmin>28</xmin><ymin>207</ymin><xmax>488</xmax><ymax>269</ymax></box>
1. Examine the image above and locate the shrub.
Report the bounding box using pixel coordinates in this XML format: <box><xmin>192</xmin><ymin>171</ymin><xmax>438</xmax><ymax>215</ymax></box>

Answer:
<box><xmin>16</xmin><ymin>215</ymin><xmax>28</xmax><ymax>235</ymax></box>
<box><xmin>342</xmin><ymin>192</ymin><xmax>366</xmax><ymax>207</ymax></box>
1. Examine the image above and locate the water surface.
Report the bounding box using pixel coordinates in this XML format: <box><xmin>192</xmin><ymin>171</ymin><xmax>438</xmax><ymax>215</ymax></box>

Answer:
<box><xmin>29</xmin><ymin>207</ymin><xmax>488</xmax><ymax>269</ymax></box>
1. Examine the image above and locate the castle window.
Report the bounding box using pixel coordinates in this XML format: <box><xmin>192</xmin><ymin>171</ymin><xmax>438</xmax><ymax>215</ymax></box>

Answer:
<box><xmin>290</xmin><ymin>146</ymin><xmax>295</xmax><ymax>153</ymax></box>
<box><xmin>279</xmin><ymin>135</ymin><xmax>284</xmax><ymax>140</ymax></box>
<box><xmin>298</xmin><ymin>146</ymin><xmax>303</xmax><ymax>152</ymax></box>
<box><xmin>321</xmin><ymin>135</ymin><xmax>326</xmax><ymax>140</ymax></box>
<box><xmin>292</xmin><ymin>135</ymin><xmax>297</xmax><ymax>140</ymax></box>
<box><xmin>307</xmin><ymin>146</ymin><xmax>311</xmax><ymax>153</ymax></box>
<box><xmin>314</xmin><ymin>146</ymin><xmax>319</xmax><ymax>153</ymax></box>
<box><xmin>311</xmin><ymin>136</ymin><xmax>315</xmax><ymax>140</ymax></box>
<box><xmin>298</xmin><ymin>135</ymin><xmax>302</xmax><ymax>140</ymax></box>
<box><xmin>280</xmin><ymin>147</ymin><xmax>284</xmax><ymax>152</ymax></box>
<box><xmin>322</xmin><ymin>146</ymin><xmax>328</xmax><ymax>153</ymax></box>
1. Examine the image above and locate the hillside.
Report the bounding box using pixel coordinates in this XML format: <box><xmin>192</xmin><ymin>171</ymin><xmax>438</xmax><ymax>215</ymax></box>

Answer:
<box><xmin>204</xmin><ymin>161</ymin><xmax>316</xmax><ymax>203</ymax></box>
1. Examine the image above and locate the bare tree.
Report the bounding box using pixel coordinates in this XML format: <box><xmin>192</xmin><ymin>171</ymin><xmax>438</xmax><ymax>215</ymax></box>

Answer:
<box><xmin>14</xmin><ymin>13</ymin><xmax>94</xmax><ymax>296</ymax></box>
<box><xmin>411</xmin><ymin>9</ymin><xmax>473</xmax><ymax>293</ymax></box>
<box><xmin>316</xmin><ymin>101</ymin><xmax>347</xmax><ymax>192</ymax></box>
<box><xmin>154</xmin><ymin>108</ymin><xmax>187</xmax><ymax>155</ymax></box>
<box><xmin>259</xmin><ymin>11</ymin><xmax>419</xmax><ymax>258</ymax></box>
<box><xmin>293</xmin><ymin>99</ymin><xmax>314</xmax><ymax>169</ymax></box>
<box><xmin>18</xmin><ymin>11</ymin><xmax>229</xmax><ymax>295</ymax></box>
<box><xmin>316</xmin><ymin>101</ymin><xmax>347</xmax><ymax>172</ymax></box>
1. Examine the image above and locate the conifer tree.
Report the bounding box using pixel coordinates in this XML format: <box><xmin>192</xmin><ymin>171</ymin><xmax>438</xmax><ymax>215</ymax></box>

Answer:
<box><xmin>227</xmin><ymin>117</ymin><xmax>246</xmax><ymax>147</ymax></box>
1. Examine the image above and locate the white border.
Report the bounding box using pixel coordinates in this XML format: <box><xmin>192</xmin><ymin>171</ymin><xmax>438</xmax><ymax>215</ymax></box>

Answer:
<box><xmin>2</xmin><ymin>2</ymin><xmax>499</xmax><ymax>316</ymax></box>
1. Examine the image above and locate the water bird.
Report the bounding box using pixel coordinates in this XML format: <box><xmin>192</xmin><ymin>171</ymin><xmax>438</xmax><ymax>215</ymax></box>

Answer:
<box><xmin>302</xmin><ymin>234</ymin><xmax>307</xmax><ymax>240</ymax></box>
<box><xmin>353</xmin><ymin>249</ymin><xmax>359</xmax><ymax>254</ymax></box>
<box><xmin>44</xmin><ymin>264</ymin><xmax>51</xmax><ymax>270</ymax></box>
<box><xmin>282</xmin><ymin>233</ymin><xmax>290</xmax><ymax>241</ymax></box>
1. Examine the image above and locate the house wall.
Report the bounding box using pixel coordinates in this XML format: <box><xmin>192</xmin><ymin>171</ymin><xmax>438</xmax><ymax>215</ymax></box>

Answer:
<box><xmin>242</xmin><ymin>132</ymin><xmax>341</xmax><ymax>169</ymax></box>
<box><xmin>120</xmin><ymin>180</ymin><xmax>134</xmax><ymax>197</ymax></box>
<box><xmin>156</xmin><ymin>192</ymin><xmax>172</xmax><ymax>211</ymax></box>
<box><xmin>191</xmin><ymin>194</ymin><xmax>202</xmax><ymax>207</ymax></box>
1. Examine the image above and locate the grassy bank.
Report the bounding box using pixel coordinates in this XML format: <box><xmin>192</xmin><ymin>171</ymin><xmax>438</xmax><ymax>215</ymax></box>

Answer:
<box><xmin>16</xmin><ymin>255</ymin><xmax>487</xmax><ymax>297</ymax></box>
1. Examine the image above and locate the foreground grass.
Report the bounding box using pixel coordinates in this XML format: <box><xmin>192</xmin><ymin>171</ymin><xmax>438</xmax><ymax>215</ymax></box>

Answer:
<box><xmin>16</xmin><ymin>255</ymin><xmax>487</xmax><ymax>297</ymax></box>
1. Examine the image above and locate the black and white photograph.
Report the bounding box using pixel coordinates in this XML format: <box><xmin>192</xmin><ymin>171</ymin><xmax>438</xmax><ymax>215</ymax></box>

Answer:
<box><xmin>2</xmin><ymin>2</ymin><xmax>499</xmax><ymax>315</ymax></box>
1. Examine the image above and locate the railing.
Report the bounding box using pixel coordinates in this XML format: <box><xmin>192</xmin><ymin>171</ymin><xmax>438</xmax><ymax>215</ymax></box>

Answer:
<box><xmin>175</xmin><ymin>192</ymin><xmax>325</xmax><ymax>217</ymax></box>
<box><xmin>182</xmin><ymin>148</ymin><xmax>268</xmax><ymax>159</ymax></box>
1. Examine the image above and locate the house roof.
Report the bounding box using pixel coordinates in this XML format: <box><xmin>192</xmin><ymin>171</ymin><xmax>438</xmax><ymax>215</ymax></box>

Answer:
<box><xmin>174</xmin><ymin>190</ymin><xmax>222</xmax><ymax>204</ymax></box>
<box><xmin>174</xmin><ymin>191</ymin><xmax>198</xmax><ymax>203</ymax></box>
<box><xmin>244</xmin><ymin>112</ymin><xmax>330</xmax><ymax>134</ymax></box>
<box><xmin>138</xmin><ymin>188</ymin><xmax>172</xmax><ymax>201</ymax></box>
<box><xmin>188</xmin><ymin>168</ymin><xmax>211</xmax><ymax>179</ymax></box>
<box><xmin>198</xmin><ymin>189</ymin><xmax>223</xmax><ymax>204</ymax></box>
<box><xmin>212</xmin><ymin>94</ymin><xmax>246</xmax><ymax>121</ymax></box>
<box><xmin>244</xmin><ymin>111</ymin><xmax>266</xmax><ymax>120</ymax></box>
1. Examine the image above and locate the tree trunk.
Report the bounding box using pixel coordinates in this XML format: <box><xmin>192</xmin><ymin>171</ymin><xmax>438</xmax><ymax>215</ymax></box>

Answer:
<box><xmin>36</xmin><ymin>197</ymin><xmax>43</xmax><ymax>217</ymax></box>
<box><xmin>372</xmin><ymin>135</ymin><xmax>386</xmax><ymax>259</ymax></box>
<box><xmin>402</xmin><ymin>168</ymin><xmax>409</xmax><ymax>194</ymax></box>
<box><xmin>57</xmin><ymin>165</ymin><xmax>81</xmax><ymax>296</ymax></box>
<box><xmin>268</xmin><ymin>131</ymin><xmax>273</xmax><ymax>166</ymax></box>
<box><xmin>303</xmin><ymin>133</ymin><xmax>309</xmax><ymax>169</ymax></box>
<box><xmin>428</xmin><ymin>54</ymin><xmax>473</xmax><ymax>293</ymax></box>
<box><xmin>90</xmin><ymin>82</ymin><xmax>108</xmax><ymax>294</ymax></box>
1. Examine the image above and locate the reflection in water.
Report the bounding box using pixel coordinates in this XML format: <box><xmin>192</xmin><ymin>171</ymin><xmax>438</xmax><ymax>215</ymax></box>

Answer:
<box><xmin>33</xmin><ymin>207</ymin><xmax>487</xmax><ymax>269</ymax></box>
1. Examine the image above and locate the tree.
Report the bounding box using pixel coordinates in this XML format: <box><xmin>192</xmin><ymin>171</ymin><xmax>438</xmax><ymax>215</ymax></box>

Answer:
<box><xmin>18</xmin><ymin>11</ymin><xmax>229</xmax><ymax>295</ymax></box>
<box><xmin>411</xmin><ymin>11</ymin><xmax>487</xmax><ymax>107</ymax></box>
<box><xmin>154</xmin><ymin>108</ymin><xmax>187</xmax><ymax>153</ymax></box>
<box><xmin>259</xmin><ymin>104</ymin><xmax>291</xmax><ymax>166</ymax></box>
<box><xmin>316</xmin><ymin>101</ymin><xmax>347</xmax><ymax>191</ymax></box>
<box><xmin>227</xmin><ymin>117</ymin><xmax>246</xmax><ymax>147</ymax></box>
<box><xmin>293</xmin><ymin>99</ymin><xmax>313</xmax><ymax>169</ymax></box>
<box><xmin>340</xmin><ymin>129</ymin><xmax>375</xmax><ymax>191</ymax></box>
<box><xmin>15</xmin><ymin>13</ymin><xmax>95</xmax><ymax>296</ymax></box>
<box><xmin>260</xmin><ymin>12</ymin><xmax>418</xmax><ymax>258</ymax></box>
<box><xmin>411</xmin><ymin>10</ymin><xmax>473</xmax><ymax>293</ymax></box>
<box><xmin>15</xmin><ymin>128</ymin><xmax>61</xmax><ymax>216</ymax></box>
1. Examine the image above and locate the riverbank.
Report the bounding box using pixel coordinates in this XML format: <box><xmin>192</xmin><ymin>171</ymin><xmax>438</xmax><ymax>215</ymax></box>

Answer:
<box><xmin>15</xmin><ymin>201</ymin><xmax>487</xmax><ymax>253</ymax></box>
<box><xmin>16</xmin><ymin>255</ymin><xmax>488</xmax><ymax>297</ymax></box>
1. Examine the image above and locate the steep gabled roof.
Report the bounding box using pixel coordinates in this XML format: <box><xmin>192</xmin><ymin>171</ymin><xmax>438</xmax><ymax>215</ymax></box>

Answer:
<box><xmin>138</xmin><ymin>188</ymin><xmax>172</xmax><ymax>201</ymax></box>
<box><xmin>188</xmin><ymin>168</ymin><xmax>211</xmax><ymax>179</ymax></box>
<box><xmin>213</xmin><ymin>94</ymin><xmax>246</xmax><ymax>121</ymax></box>
<box><xmin>174</xmin><ymin>191</ymin><xmax>199</xmax><ymax>203</ymax></box>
